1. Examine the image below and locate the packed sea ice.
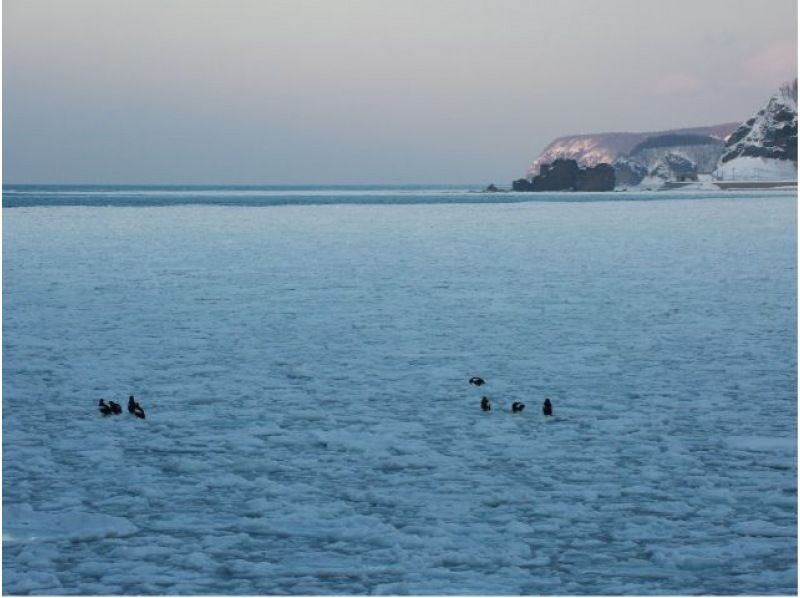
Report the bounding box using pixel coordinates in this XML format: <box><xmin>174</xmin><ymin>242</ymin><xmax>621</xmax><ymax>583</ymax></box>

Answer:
<box><xmin>3</xmin><ymin>190</ymin><xmax>797</xmax><ymax>594</ymax></box>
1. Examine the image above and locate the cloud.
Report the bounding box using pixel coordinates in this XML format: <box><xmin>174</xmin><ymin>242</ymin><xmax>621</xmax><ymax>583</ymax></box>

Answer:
<box><xmin>642</xmin><ymin>72</ymin><xmax>704</xmax><ymax>95</ymax></box>
<box><xmin>743</xmin><ymin>40</ymin><xmax>798</xmax><ymax>84</ymax></box>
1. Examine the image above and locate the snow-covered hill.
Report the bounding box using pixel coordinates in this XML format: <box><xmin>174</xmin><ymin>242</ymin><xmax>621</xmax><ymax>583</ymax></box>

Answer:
<box><xmin>526</xmin><ymin>123</ymin><xmax>738</xmax><ymax>177</ymax></box>
<box><xmin>717</xmin><ymin>80</ymin><xmax>798</xmax><ymax>181</ymax></box>
<box><xmin>630</xmin><ymin>135</ymin><xmax>724</xmax><ymax>174</ymax></box>
<box><xmin>649</xmin><ymin>153</ymin><xmax>699</xmax><ymax>181</ymax></box>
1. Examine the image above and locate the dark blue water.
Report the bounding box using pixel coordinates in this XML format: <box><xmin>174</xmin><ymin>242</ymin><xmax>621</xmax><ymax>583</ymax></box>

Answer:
<box><xmin>3</xmin><ymin>184</ymin><xmax>785</xmax><ymax>207</ymax></box>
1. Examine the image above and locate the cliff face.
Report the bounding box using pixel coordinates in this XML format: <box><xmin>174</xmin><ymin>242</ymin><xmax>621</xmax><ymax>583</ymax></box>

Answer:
<box><xmin>513</xmin><ymin>159</ymin><xmax>614</xmax><ymax>192</ymax></box>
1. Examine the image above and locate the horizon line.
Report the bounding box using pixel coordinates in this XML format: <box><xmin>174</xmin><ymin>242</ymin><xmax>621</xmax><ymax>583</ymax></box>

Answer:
<box><xmin>2</xmin><ymin>181</ymin><xmax>491</xmax><ymax>188</ymax></box>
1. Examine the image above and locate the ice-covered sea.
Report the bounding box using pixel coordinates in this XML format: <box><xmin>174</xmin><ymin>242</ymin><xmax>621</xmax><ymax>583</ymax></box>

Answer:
<box><xmin>3</xmin><ymin>187</ymin><xmax>797</xmax><ymax>595</ymax></box>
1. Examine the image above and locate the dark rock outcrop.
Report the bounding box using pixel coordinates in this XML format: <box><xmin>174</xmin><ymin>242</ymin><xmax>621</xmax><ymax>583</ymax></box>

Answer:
<box><xmin>532</xmin><ymin>159</ymin><xmax>581</xmax><ymax>191</ymax></box>
<box><xmin>576</xmin><ymin>163</ymin><xmax>615</xmax><ymax>191</ymax></box>
<box><xmin>514</xmin><ymin>159</ymin><xmax>615</xmax><ymax>192</ymax></box>
<box><xmin>512</xmin><ymin>178</ymin><xmax>535</xmax><ymax>191</ymax></box>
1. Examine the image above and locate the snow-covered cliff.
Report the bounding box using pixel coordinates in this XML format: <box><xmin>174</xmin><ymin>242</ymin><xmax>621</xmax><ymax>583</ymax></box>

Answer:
<box><xmin>716</xmin><ymin>79</ymin><xmax>797</xmax><ymax>181</ymax></box>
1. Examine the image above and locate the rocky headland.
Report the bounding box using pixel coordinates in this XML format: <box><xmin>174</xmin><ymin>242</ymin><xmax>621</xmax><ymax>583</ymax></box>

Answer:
<box><xmin>513</xmin><ymin>79</ymin><xmax>797</xmax><ymax>190</ymax></box>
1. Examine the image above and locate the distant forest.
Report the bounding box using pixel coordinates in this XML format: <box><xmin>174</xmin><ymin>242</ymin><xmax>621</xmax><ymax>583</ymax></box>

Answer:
<box><xmin>631</xmin><ymin>134</ymin><xmax>719</xmax><ymax>154</ymax></box>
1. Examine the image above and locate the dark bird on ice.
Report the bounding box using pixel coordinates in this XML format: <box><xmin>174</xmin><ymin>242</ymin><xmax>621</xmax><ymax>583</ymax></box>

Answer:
<box><xmin>480</xmin><ymin>396</ymin><xmax>491</xmax><ymax>412</ymax></box>
<box><xmin>108</xmin><ymin>401</ymin><xmax>122</xmax><ymax>415</ymax></box>
<box><xmin>469</xmin><ymin>376</ymin><xmax>486</xmax><ymax>386</ymax></box>
<box><xmin>98</xmin><ymin>399</ymin><xmax>112</xmax><ymax>416</ymax></box>
<box><xmin>511</xmin><ymin>401</ymin><xmax>525</xmax><ymax>413</ymax></box>
<box><xmin>543</xmin><ymin>398</ymin><xmax>553</xmax><ymax>417</ymax></box>
<box><xmin>128</xmin><ymin>395</ymin><xmax>146</xmax><ymax>419</ymax></box>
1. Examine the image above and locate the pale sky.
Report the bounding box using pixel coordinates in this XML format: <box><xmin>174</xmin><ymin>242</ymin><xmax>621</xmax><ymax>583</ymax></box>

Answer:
<box><xmin>3</xmin><ymin>0</ymin><xmax>797</xmax><ymax>184</ymax></box>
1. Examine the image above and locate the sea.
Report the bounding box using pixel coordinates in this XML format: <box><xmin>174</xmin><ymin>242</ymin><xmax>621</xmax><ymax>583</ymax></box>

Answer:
<box><xmin>2</xmin><ymin>185</ymin><xmax>797</xmax><ymax>595</ymax></box>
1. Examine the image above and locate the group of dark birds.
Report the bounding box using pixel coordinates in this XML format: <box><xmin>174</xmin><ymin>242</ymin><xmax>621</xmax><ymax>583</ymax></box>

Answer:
<box><xmin>100</xmin><ymin>380</ymin><xmax>548</xmax><ymax>420</ymax></box>
<box><xmin>470</xmin><ymin>376</ymin><xmax>554</xmax><ymax>417</ymax></box>
<box><xmin>98</xmin><ymin>395</ymin><xmax>145</xmax><ymax>419</ymax></box>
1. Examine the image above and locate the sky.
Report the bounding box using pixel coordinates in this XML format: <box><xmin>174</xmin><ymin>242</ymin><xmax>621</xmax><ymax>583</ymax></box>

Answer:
<box><xmin>2</xmin><ymin>0</ymin><xmax>798</xmax><ymax>184</ymax></box>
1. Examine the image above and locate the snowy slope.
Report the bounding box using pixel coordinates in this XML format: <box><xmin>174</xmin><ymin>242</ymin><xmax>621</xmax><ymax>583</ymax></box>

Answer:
<box><xmin>717</xmin><ymin>80</ymin><xmax>798</xmax><ymax>181</ymax></box>
<box><xmin>631</xmin><ymin>139</ymin><xmax>724</xmax><ymax>174</ymax></box>
<box><xmin>527</xmin><ymin>123</ymin><xmax>738</xmax><ymax>177</ymax></box>
<box><xmin>717</xmin><ymin>156</ymin><xmax>798</xmax><ymax>182</ymax></box>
